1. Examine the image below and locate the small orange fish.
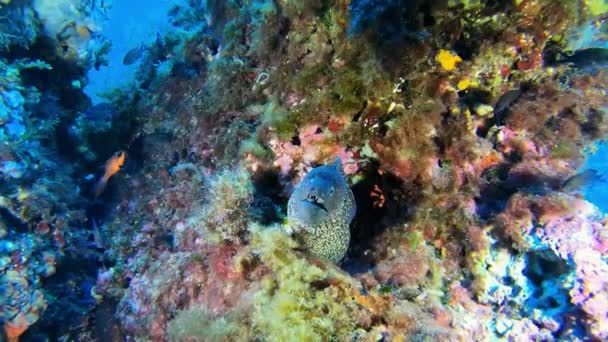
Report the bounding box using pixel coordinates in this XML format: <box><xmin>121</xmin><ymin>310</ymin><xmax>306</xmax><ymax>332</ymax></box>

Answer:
<box><xmin>94</xmin><ymin>151</ymin><xmax>126</xmax><ymax>197</ymax></box>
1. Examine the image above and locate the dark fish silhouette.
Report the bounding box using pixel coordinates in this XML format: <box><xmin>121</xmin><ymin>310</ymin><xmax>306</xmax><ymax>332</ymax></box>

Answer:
<box><xmin>558</xmin><ymin>48</ymin><xmax>608</xmax><ymax>71</ymax></box>
<box><xmin>561</xmin><ymin>169</ymin><xmax>605</xmax><ymax>192</ymax></box>
<box><xmin>493</xmin><ymin>83</ymin><xmax>533</xmax><ymax>125</ymax></box>
<box><xmin>493</xmin><ymin>89</ymin><xmax>522</xmax><ymax>125</ymax></box>
<box><xmin>123</xmin><ymin>43</ymin><xmax>146</xmax><ymax>65</ymax></box>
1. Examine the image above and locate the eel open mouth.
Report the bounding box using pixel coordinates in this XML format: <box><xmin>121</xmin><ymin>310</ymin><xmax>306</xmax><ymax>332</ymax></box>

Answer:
<box><xmin>303</xmin><ymin>195</ymin><xmax>327</xmax><ymax>212</ymax></box>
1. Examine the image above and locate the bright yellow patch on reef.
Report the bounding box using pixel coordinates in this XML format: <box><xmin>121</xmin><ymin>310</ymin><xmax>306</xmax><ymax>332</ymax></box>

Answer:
<box><xmin>457</xmin><ymin>79</ymin><xmax>471</xmax><ymax>90</ymax></box>
<box><xmin>474</xmin><ymin>104</ymin><xmax>494</xmax><ymax>117</ymax></box>
<box><xmin>436</xmin><ymin>49</ymin><xmax>462</xmax><ymax>71</ymax></box>
<box><xmin>586</xmin><ymin>0</ymin><xmax>608</xmax><ymax>16</ymax></box>
<box><xmin>17</xmin><ymin>188</ymin><xmax>29</xmax><ymax>201</ymax></box>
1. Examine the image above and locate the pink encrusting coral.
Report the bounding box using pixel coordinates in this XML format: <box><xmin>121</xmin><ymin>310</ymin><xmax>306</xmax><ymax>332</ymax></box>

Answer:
<box><xmin>270</xmin><ymin>123</ymin><xmax>359</xmax><ymax>179</ymax></box>
<box><xmin>571</xmin><ymin>250</ymin><xmax>608</xmax><ymax>339</ymax></box>
<box><xmin>497</xmin><ymin>192</ymin><xmax>608</xmax><ymax>339</ymax></box>
<box><xmin>373</xmin><ymin>243</ymin><xmax>434</xmax><ymax>290</ymax></box>
<box><xmin>269</xmin><ymin>138</ymin><xmax>300</xmax><ymax>176</ymax></box>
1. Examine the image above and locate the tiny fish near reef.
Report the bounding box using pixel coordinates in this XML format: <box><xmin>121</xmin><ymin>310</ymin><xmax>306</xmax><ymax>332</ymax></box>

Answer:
<box><xmin>287</xmin><ymin>158</ymin><xmax>356</xmax><ymax>263</ymax></box>
<box><xmin>123</xmin><ymin>43</ymin><xmax>146</xmax><ymax>65</ymax></box>
<box><xmin>561</xmin><ymin>169</ymin><xmax>605</xmax><ymax>192</ymax></box>
<box><xmin>94</xmin><ymin>151</ymin><xmax>126</xmax><ymax>197</ymax></box>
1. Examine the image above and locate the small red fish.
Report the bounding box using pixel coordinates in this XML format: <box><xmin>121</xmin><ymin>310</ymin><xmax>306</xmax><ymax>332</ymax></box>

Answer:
<box><xmin>94</xmin><ymin>151</ymin><xmax>126</xmax><ymax>197</ymax></box>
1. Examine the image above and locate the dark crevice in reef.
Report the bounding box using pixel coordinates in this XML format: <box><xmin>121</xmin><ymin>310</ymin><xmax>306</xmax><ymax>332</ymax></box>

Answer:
<box><xmin>91</xmin><ymin>299</ymin><xmax>125</xmax><ymax>341</ymax></box>
<box><xmin>475</xmin><ymin>164</ymin><xmax>515</xmax><ymax>220</ymax></box>
<box><xmin>524</xmin><ymin>250</ymin><xmax>570</xmax><ymax>285</ymax></box>
<box><xmin>348</xmin><ymin>0</ymin><xmax>436</xmax><ymax>71</ymax></box>
<box><xmin>345</xmin><ymin>162</ymin><xmax>422</xmax><ymax>267</ymax></box>
<box><xmin>474</xmin><ymin>161</ymin><xmax>568</xmax><ymax>221</ymax></box>
<box><xmin>54</xmin><ymin>119</ymin><xmax>86</xmax><ymax>165</ymax></box>
<box><xmin>249</xmin><ymin>169</ymin><xmax>286</xmax><ymax>225</ymax></box>
<box><xmin>522</xmin><ymin>249</ymin><xmax>587</xmax><ymax>338</ymax></box>
<box><xmin>0</xmin><ymin>207</ymin><xmax>29</xmax><ymax>233</ymax></box>
<box><xmin>32</xmin><ymin>255</ymin><xmax>104</xmax><ymax>340</ymax></box>
<box><xmin>7</xmin><ymin>35</ymin><xmax>90</xmax><ymax>110</ymax></box>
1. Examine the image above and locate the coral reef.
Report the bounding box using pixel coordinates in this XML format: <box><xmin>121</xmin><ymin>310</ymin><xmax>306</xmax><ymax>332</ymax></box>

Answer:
<box><xmin>0</xmin><ymin>0</ymin><xmax>112</xmax><ymax>339</ymax></box>
<box><xmin>0</xmin><ymin>56</ymin><xmax>96</xmax><ymax>338</ymax></box>
<box><xmin>2</xmin><ymin>0</ymin><xmax>608</xmax><ymax>340</ymax></box>
<box><xmin>84</xmin><ymin>0</ymin><xmax>608</xmax><ymax>339</ymax></box>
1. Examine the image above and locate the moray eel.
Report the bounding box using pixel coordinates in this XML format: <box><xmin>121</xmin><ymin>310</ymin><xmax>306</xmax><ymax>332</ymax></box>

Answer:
<box><xmin>287</xmin><ymin>158</ymin><xmax>356</xmax><ymax>263</ymax></box>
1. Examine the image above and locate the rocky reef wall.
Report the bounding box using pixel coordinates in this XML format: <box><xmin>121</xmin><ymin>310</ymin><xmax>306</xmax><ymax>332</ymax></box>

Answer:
<box><xmin>1</xmin><ymin>0</ymin><xmax>608</xmax><ymax>340</ymax></box>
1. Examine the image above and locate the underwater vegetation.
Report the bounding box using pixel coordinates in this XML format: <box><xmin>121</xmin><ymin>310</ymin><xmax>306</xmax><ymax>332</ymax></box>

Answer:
<box><xmin>1</xmin><ymin>0</ymin><xmax>608</xmax><ymax>341</ymax></box>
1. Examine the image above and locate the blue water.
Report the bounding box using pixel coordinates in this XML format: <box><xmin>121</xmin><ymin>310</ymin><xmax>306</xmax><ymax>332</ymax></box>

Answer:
<box><xmin>584</xmin><ymin>142</ymin><xmax>608</xmax><ymax>212</ymax></box>
<box><xmin>84</xmin><ymin>0</ymin><xmax>181</xmax><ymax>104</ymax></box>
<box><xmin>566</xmin><ymin>19</ymin><xmax>608</xmax><ymax>212</ymax></box>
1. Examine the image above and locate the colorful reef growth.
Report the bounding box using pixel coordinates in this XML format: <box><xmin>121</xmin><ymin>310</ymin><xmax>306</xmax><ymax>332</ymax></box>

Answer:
<box><xmin>2</xmin><ymin>0</ymin><xmax>608</xmax><ymax>341</ymax></box>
